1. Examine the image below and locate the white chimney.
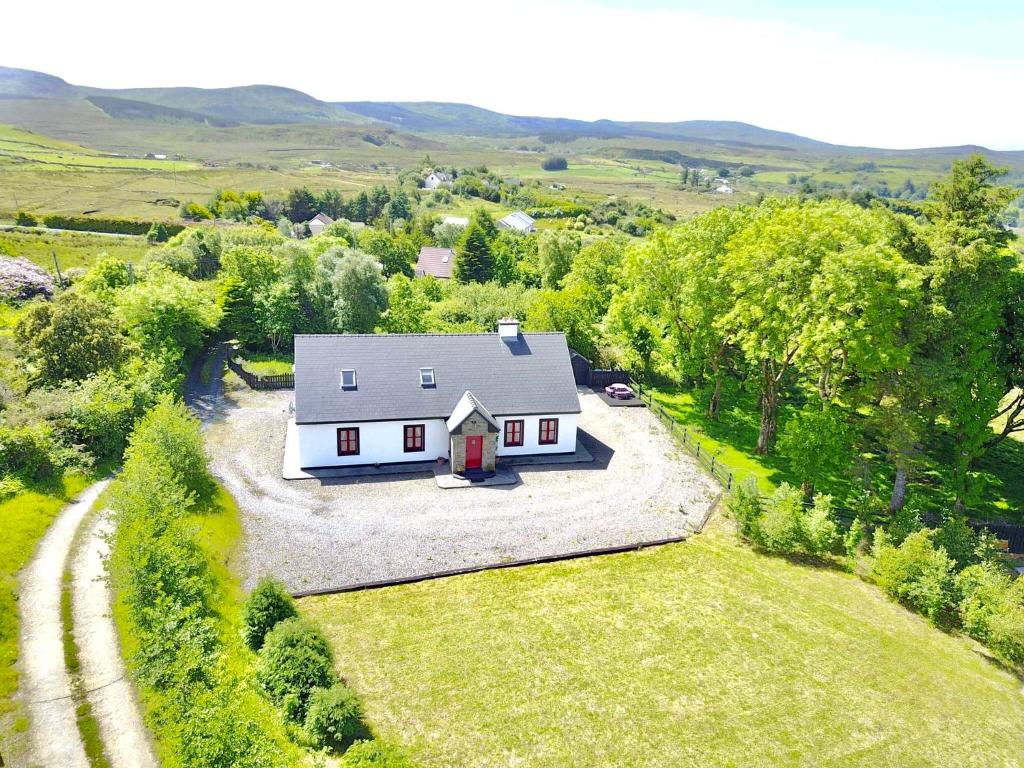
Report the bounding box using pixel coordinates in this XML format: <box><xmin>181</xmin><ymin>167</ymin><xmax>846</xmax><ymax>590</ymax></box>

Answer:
<box><xmin>498</xmin><ymin>317</ymin><xmax>519</xmax><ymax>340</ymax></box>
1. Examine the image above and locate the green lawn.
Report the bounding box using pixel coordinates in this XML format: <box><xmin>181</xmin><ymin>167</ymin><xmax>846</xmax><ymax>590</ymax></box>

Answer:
<box><xmin>236</xmin><ymin>351</ymin><xmax>293</xmax><ymax>376</ymax></box>
<box><xmin>301</xmin><ymin>532</ymin><xmax>1024</xmax><ymax>768</ymax></box>
<box><xmin>649</xmin><ymin>382</ymin><xmax>1024</xmax><ymax>523</ymax></box>
<box><xmin>0</xmin><ymin>474</ymin><xmax>91</xmax><ymax>716</ymax></box>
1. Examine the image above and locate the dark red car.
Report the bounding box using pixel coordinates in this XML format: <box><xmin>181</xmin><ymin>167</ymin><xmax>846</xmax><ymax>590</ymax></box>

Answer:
<box><xmin>604</xmin><ymin>383</ymin><xmax>635</xmax><ymax>400</ymax></box>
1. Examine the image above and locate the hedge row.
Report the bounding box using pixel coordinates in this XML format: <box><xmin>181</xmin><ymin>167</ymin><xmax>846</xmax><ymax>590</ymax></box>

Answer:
<box><xmin>39</xmin><ymin>214</ymin><xmax>185</xmax><ymax>237</ymax></box>
<box><xmin>109</xmin><ymin>397</ymin><xmax>293</xmax><ymax>768</ymax></box>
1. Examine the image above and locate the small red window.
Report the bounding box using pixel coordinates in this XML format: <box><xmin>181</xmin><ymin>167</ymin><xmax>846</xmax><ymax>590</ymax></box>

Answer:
<box><xmin>504</xmin><ymin>419</ymin><xmax>524</xmax><ymax>447</ymax></box>
<box><xmin>337</xmin><ymin>427</ymin><xmax>360</xmax><ymax>456</ymax></box>
<box><xmin>404</xmin><ymin>424</ymin><xmax>425</xmax><ymax>453</ymax></box>
<box><xmin>539</xmin><ymin>418</ymin><xmax>559</xmax><ymax>445</ymax></box>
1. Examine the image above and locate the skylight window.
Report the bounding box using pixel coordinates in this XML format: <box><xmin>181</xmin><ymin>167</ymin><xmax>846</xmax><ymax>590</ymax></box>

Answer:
<box><xmin>340</xmin><ymin>369</ymin><xmax>357</xmax><ymax>390</ymax></box>
<box><xmin>419</xmin><ymin>367</ymin><xmax>435</xmax><ymax>387</ymax></box>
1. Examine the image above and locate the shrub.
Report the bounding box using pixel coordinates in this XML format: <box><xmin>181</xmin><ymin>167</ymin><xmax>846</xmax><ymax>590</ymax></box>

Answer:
<box><xmin>740</xmin><ymin>484</ymin><xmax>839</xmax><ymax>557</ymax></box>
<box><xmin>0</xmin><ymin>423</ymin><xmax>58</xmax><ymax>480</ymax></box>
<box><xmin>15</xmin><ymin>291</ymin><xmax>127</xmax><ymax>383</ymax></box>
<box><xmin>956</xmin><ymin>563</ymin><xmax>1024</xmax><ymax>667</ymax></box>
<box><xmin>123</xmin><ymin>394</ymin><xmax>212</xmax><ymax>498</ymax></box>
<box><xmin>255</xmin><ymin>618</ymin><xmax>336</xmax><ymax>723</ymax></box>
<box><xmin>541</xmin><ymin>156</ymin><xmax>568</xmax><ymax>171</ymax></box>
<box><xmin>0</xmin><ymin>255</ymin><xmax>55</xmax><ymax>301</ymax></box>
<box><xmin>871</xmin><ymin>529</ymin><xmax>957</xmax><ymax>622</ymax></box>
<box><xmin>180</xmin><ymin>202</ymin><xmax>214</xmax><ymax>221</ymax></box>
<box><xmin>242</xmin><ymin>578</ymin><xmax>298</xmax><ymax>651</ymax></box>
<box><xmin>753</xmin><ymin>484</ymin><xmax>804</xmax><ymax>553</ymax></box>
<box><xmin>304</xmin><ymin>682</ymin><xmax>364</xmax><ymax>749</ymax></box>
<box><xmin>341</xmin><ymin>740</ymin><xmax>415</xmax><ymax>768</ymax></box>
<box><xmin>725</xmin><ymin>478</ymin><xmax>762</xmax><ymax>539</ymax></box>
<box><xmin>76</xmin><ymin>257</ymin><xmax>132</xmax><ymax>297</ymax></box>
<box><xmin>15</xmin><ymin>210</ymin><xmax>37</xmax><ymax>227</ymax></box>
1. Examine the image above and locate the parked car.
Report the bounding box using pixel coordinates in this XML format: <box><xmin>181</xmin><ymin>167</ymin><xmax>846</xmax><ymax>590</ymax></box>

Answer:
<box><xmin>604</xmin><ymin>383</ymin><xmax>635</xmax><ymax>400</ymax></box>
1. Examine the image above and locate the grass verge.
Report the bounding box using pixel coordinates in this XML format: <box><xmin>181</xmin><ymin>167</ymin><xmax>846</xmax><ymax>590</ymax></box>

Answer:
<box><xmin>301</xmin><ymin>530</ymin><xmax>1024</xmax><ymax>767</ymax></box>
<box><xmin>0</xmin><ymin>473</ymin><xmax>91</xmax><ymax>719</ymax></box>
<box><xmin>60</xmin><ymin>566</ymin><xmax>112</xmax><ymax>768</ymax></box>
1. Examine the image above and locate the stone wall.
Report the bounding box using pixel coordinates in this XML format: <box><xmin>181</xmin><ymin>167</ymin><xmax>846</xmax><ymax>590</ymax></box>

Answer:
<box><xmin>450</xmin><ymin>412</ymin><xmax>497</xmax><ymax>474</ymax></box>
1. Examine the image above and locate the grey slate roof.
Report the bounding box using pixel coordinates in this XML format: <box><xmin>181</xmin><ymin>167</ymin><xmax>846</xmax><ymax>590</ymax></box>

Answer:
<box><xmin>446</xmin><ymin>390</ymin><xmax>500</xmax><ymax>433</ymax></box>
<box><xmin>293</xmin><ymin>332</ymin><xmax>581</xmax><ymax>424</ymax></box>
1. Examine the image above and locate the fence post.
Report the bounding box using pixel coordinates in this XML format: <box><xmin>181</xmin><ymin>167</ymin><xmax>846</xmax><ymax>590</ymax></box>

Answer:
<box><xmin>710</xmin><ymin>456</ymin><xmax>715</xmax><ymax>473</ymax></box>
<box><xmin>727</xmin><ymin>473</ymin><xmax>732</xmax><ymax>491</ymax></box>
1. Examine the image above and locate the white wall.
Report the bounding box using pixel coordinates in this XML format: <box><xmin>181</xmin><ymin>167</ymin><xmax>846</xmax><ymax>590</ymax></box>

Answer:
<box><xmin>296</xmin><ymin>419</ymin><xmax>449</xmax><ymax>468</ymax></box>
<box><xmin>496</xmin><ymin>413</ymin><xmax>578</xmax><ymax>456</ymax></box>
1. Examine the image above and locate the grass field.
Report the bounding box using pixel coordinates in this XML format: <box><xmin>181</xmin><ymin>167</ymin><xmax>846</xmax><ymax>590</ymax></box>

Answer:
<box><xmin>649</xmin><ymin>382</ymin><xmax>1024</xmax><ymax>522</ymax></box>
<box><xmin>301</xmin><ymin>531</ymin><xmax>1024</xmax><ymax>768</ymax></box>
<box><xmin>0</xmin><ymin>227</ymin><xmax>151</xmax><ymax>270</ymax></box>
<box><xmin>236</xmin><ymin>351</ymin><xmax>294</xmax><ymax>376</ymax></box>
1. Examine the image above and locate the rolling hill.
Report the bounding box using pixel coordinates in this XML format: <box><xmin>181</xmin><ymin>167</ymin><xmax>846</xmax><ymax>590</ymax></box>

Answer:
<box><xmin>3</xmin><ymin>65</ymin><xmax>1021</xmax><ymax>165</ymax></box>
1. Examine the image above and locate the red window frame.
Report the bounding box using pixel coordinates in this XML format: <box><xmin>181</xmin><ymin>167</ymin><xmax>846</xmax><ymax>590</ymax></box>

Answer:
<box><xmin>337</xmin><ymin>427</ymin><xmax>360</xmax><ymax>456</ymax></box>
<box><xmin>539</xmin><ymin>418</ymin><xmax>559</xmax><ymax>445</ymax></box>
<box><xmin>404</xmin><ymin>424</ymin><xmax>425</xmax><ymax>453</ymax></box>
<box><xmin>504</xmin><ymin>419</ymin><xmax>524</xmax><ymax>447</ymax></box>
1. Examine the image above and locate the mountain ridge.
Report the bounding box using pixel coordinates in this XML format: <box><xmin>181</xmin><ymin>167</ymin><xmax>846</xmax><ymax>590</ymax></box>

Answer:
<box><xmin>1</xmin><ymin>65</ymin><xmax>1021</xmax><ymax>159</ymax></box>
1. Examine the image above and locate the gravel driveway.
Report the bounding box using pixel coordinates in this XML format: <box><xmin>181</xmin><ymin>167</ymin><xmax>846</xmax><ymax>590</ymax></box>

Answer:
<box><xmin>205</xmin><ymin>384</ymin><xmax>719</xmax><ymax>592</ymax></box>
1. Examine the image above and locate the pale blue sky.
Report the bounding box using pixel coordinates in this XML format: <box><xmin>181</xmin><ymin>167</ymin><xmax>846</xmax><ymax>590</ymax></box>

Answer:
<box><xmin>4</xmin><ymin>0</ymin><xmax>1022</xmax><ymax>149</ymax></box>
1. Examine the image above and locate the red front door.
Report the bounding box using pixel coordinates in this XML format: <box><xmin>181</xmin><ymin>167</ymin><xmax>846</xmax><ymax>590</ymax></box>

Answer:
<box><xmin>465</xmin><ymin>435</ymin><xmax>483</xmax><ymax>470</ymax></box>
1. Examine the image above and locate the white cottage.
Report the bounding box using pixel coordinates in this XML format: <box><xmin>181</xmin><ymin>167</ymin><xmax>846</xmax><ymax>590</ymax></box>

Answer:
<box><xmin>424</xmin><ymin>172</ymin><xmax>451</xmax><ymax>190</ymax></box>
<box><xmin>306</xmin><ymin>212</ymin><xmax>334</xmax><ymax>236</ymax></box>
<box><xmin>290</xmin><ymin>320</ymin><xmax>580</xmax><ymax>475</ymax></box>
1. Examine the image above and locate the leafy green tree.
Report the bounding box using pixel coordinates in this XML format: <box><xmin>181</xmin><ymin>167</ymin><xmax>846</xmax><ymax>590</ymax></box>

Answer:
<box><xmin>561</xmin><ymin>237</ymin><xmax>624</xmax><ymax>317</ymax></box>
<box><xmin>916</xmin><ymin>156</ymin><xmax>1019</xmax><ymax>512</ymax></box>
<box><xmin>14</xmin><ymin>210</ymin><xmax>37</xmax><ymax>227</ymax></box>
<box><xmin>383</xmin><ymin>275</ymin><xmax>430</xmax><ymax>333</ymax></box>
<box><xmin>526</xmin><ymin>286</ymin><xmax>598</xmax><ymax>360</ymax></box>
<box><xmin>124</xmin><ymin>393</ymin><xmax>212</xmax><ymax>498</ymax></box>
<box><xmin>325</xmin><ymin>251</ymin><xmax>388</xmax><ymax>332</ymax></box>
<box><xmin>16</xmin><ymin>292</ymin><xmax>127</xmax><ymax>384</ymax></box>
<box><xmin>777</xmin><ymin>405</ymin><xmax>853</xmax><ymax>499</ymax></box>
<box><xmin>358</xmin><ymin>228</ymin><xmax>416</xmax><ymax>278</ymax></box>
<box><xmin>537</xmin><ymin>229</ymin><xmax>581</xmax><ymax>288</ymax></box>
<box><xmin>116</xmin><ymin>264</ymin><xmax>221</xmax><ymax>362</ymax></box>
<box><xmin>255</xmin><ymin>281</ymin><xmax>301</xmax><ymax>352</ymax></box>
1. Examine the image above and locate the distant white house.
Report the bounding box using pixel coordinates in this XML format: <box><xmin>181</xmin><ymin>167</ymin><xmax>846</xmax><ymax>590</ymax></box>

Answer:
<box><xmin>498</xmin><ymin>211</ymin><xmax>537</xmax><ymax>234</ymax></box>
<box><xmin>306</xmin><ymin>212</ymin><xmax>334</xmax><ymax>236</ymax></box>
<box><xmin>145</xmin><ymin>152</ymin><xmax>167</xmax><ymax>160</ymax></box>
<box><xmin>441</xmin><ymin>215</ymin><xmax>469</xmax><ymax>228</ymax></box>
<box><xmin>424</xmin><ymin>172</ymin><xmax>451</xmax><ymax>190</ymax></box>
<box><xmin>715</xmin><ymin>183</ymin><xmax>734</xmax><ymax>195</ymax></box>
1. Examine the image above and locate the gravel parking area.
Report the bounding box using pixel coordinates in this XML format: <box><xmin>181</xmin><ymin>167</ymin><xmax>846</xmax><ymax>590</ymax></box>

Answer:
<box><xmin>205</xmin><ymin>383</ymin><xmax>719</xmax><ymax>592</ymax></box>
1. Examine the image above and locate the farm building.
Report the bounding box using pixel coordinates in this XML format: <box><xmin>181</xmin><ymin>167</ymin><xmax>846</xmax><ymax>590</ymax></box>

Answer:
<box><xmin>415</xmin><ymin>246</ymin><xmax>455</xmax><ymax>280</ymax></box>
<box><xmin>498</xmin><ymin>211</ymin><xmax>537</xmax><ymax>233</ymax></box>
<box><xmin>424</xmin><ymin>171</ymin><xmax>451</xmax><ymax>189</ymax></box>
<box><xmin>306</xmin><ymin>212</ymin><xmax>334</xmax><ymax>236</ymax></box>
<box><xmin>289</xmin><ymin>319</ymin><xmax>580</xmax><ymax>475</ymax></box>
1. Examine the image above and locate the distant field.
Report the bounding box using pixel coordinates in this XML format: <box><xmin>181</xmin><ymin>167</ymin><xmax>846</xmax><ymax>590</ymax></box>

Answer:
<box><xmin>303</xmin><ymin>531</ymin><xmax>1024</xmax><ymax>768</ymax></box>
<box><xmin>0</xmin><ymin>228</ymin><xmax>151</xmax><ymax>270</ymax></box>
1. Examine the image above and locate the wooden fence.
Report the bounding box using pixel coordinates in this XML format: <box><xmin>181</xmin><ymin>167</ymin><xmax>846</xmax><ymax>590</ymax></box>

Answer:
<box><xmin>590</xmin><ymin>369</ymin><xmax>632</xmax><ymax>389</ymax></box>
<box><xmin>226</xmin><ymin>357</ymin><xmax>295</xmax><ymax>390</ymax></box>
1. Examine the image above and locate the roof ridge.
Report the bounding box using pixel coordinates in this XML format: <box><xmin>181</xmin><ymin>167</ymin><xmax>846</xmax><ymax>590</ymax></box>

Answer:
<box><xmin>294</xmin><ymin>332</ymin><xmax>568</xmax><ymax>338</ymax></box>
